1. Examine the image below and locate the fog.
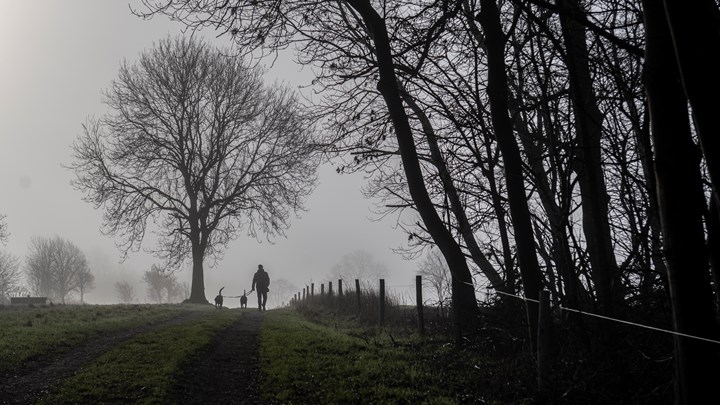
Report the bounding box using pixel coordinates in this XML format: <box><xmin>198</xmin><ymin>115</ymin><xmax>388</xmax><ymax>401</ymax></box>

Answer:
<box><xmin>0</xmin><ymin>1</ymin><xmax>422</xmax><ymax>307</ymax></box>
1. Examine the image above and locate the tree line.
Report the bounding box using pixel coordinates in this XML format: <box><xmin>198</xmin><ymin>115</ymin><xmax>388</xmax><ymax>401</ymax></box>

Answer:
<box><xmin>0</xmin><ymin>230</ymin><xmax>189</xmax><ymax>305</ymax></box>
<box><xmin>135</xmin><ymin>1</ymin><xmax>720</xmax><ymax>402</ymax></box>
<box><xmin>0</xmin><ymin>235</ymin><xmax>94</xmax><ymax>305</ymax></box>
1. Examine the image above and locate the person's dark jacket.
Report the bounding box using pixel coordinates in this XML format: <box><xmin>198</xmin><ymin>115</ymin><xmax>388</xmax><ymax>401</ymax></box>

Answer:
<box><xmin>252</xmin><ymin>269</ymin><xmax>270</xmax><ymax>293</ymax></box>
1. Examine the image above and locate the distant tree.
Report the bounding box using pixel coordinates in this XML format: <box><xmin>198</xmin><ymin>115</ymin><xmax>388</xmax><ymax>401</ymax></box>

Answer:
<box><xmin>417</xmin><ymin>248</ymin><xmax>451</xmax><ymax>311</ymax></box>
<box><xmin>143</xmin><ymin>264</ymin><xmax>183</xmax><ymax>304</ymax></box>
<box><xmin>266</xmin><ymin>278</ymin><xmax>297</xmax><ymax>309</ymax></box>
<box><xmin>178</xmin><ymin>281</ymin><xmax>190</xmax><ymax>302</ymax></box>
<box><xmin>114</xmin><ymin>280</ymin><xmax>136</xmax><ymax>304</ymax></box>
<box><xmin>25</xmin><ymin>236</ymin><xmax>91</xmax><ymax>304</ymax></box>
<box><xmin>76</xmin><ymin>268</ymin><xmax>95</xmax><ymax>304</ymax></box>
<box><xmin>0</xmin><ymin>214</ymin><xmax>8</xmax><ymax>245</ymax></box>
<box><xmin>68</xmin><ymin>35</ymin><xmax>321</xmax><ymax>304</ymax></box>
<box><xmin>0</xmin><ymin>250</ymin><xmax>21</xmax><ymax>304</ymax></box>
<box><xmin>327</xmin><ymin>250</ymin><xmax>389</xmax><ymax>287</ymax></box>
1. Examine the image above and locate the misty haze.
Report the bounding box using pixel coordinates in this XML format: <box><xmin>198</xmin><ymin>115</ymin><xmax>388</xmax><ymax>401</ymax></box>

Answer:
<box><xmin>1</xmin><ymin>1</ymin><xmax>719</xmax><ymax>404</ymax></box>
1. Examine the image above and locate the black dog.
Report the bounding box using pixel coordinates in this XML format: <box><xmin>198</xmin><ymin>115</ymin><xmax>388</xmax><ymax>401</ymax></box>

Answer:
<box><xmin>214</xmin><ymin>287</ymin><xmax>224</xmax><ymax>309</ymax></box>
<box><xmin>240</xmin><ymin>290</ymin><xmax>247</xmax><ymax>308</ymax></box>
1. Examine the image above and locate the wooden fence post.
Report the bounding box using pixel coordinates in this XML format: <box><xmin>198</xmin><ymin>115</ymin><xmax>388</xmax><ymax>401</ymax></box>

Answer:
<box><xmin>416</xmin><ymin>275</ymin><xmax>425</xmax><ymax>335</ymax></box>
<box><xmin>537</xmin><ymin>290</ymin><xmax>551</xmax><ymax>397</ymax></box>
<box><xmin>329</xmin><ymin>281</ymin><xmax>333</xmax><ymax>296</ymax></box>
<box><xmin>321</xmin><ymin>284</ymin><xmax>325</xmax><ymax>296</ymax></box>
<box><xmin>355</xmin><ymin>279</ymin><xmax>361</xmax><ymax>313</ymax></box>
<box><xmin>338</xmin><ymin>279</ymin><xmax>343</xmax><ymax>296</ymax></box>
<box><xmin>379</xmin><ymin>279</ymin><xmax>385</xmax><ymax>325</ymax></box>
<box><xmin>311</xmin><ymin>283</ymin><xmax>314</xmax><ymax>297</ymax></box>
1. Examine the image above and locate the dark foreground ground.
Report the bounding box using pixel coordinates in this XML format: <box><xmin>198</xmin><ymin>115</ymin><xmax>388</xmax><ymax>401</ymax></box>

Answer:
<box><xmin>171</xmin><ymin>310</ymin><xmax>264</xmax><ymax>404</ymax></box>
<box><xmin>0</xmin><ymin>310</ymin><xmax>264</xmax><ymax>405</ymax></box>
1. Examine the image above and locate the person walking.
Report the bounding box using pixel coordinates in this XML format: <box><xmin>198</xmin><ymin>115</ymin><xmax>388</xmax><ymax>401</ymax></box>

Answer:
<box><xmin>251</xmin><ymin>264</ymin><xmax>270</xmax><ymax>311</ymax></box>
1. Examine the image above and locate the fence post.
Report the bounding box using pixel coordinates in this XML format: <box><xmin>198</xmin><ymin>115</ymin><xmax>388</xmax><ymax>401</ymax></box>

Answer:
<box><xmin>416</xmin><ymin>275</ymin><xmax>425</xmax><ymax>335</ymax></box>
<box><xmin>355</xmin><ymin>279</ymin><xmax>361</xmax><ymax>313</ymax></box>
<box><xmin>537</xmin><ymin>290</ymin><xmax>551</xmax><ymax>397</ymax></box>
<box><xmin>338</xmin><ymin>279</ymin><xmax>343</xmax><ymax>296</ymax></box>
<box><xmin>329</xmin><ymin>281</ymin><xmax>333</xmax><ymax>296</ymax></box>
<box><xmin>379</xmin><ymin>278</ymin><xmax>385</xmax><ymax>325</ymax></box>
<box><xmin>321</xmin><ymin>283</ymin><xmax>325</xmax><ymax>296</ymax></box>
<box><xmin>311</xmin><ymin>283</ymin><xmax>315</xmax><ymax>297</ymax></box>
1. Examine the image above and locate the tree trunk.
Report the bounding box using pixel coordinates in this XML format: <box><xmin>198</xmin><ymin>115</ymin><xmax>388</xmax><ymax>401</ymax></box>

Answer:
<box><xmin>708</xmin><ymin>198</ymin><xmax>720</xmax><ymax>311</ymax></box>
<box><xmin>662</xmin><ymin>0</ymin><xmax>720</xmax><ymax>207</ymax></box>
<box><xmin>558</xmin><ymin>0</ymin><xmax>623</xmax><ymax>318</ymax></box>
<box><xmin>188</xmin><ymin>225</ymin><xmax>208</xmax><ymax>304</ymax></box>
<box><xmin>348</xmin><ymin>0</ymin><xmax>479</xmax><ymax>345</ymax></box>
<box><xmin>643</xmin><ymin>1</ymin><xmax>720</xmax><ymax>402</ymax></box>
<box><xmin>516</xmin><ymin>115</ymin><xmax>581</xmax><ymax>312</ymax></box>
<box><xmin>401</xmin><ymin>90</ymin><xmax>506</xmax><ymax>292</ymax></box>
<box><xmin>481</xmin><ymin>138</ymin><xmax>517</xmax><ymax>292</ymax></box>
<box><xmin>477</xmin><ymin>0</ymin><xmax>543</xmax><ymax>351</ymax></box>
<box><xmin>635</xmin><ymin>106</ymin><xmax>668</xmax><ymax>293</ymax></box>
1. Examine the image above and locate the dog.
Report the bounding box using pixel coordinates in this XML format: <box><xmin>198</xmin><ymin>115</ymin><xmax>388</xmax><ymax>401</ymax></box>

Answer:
<box><xmin>214</xmin><ymin>287</ymin><xmax>224</xmax><ymax>309</ymax></box>
<box><xmin>240</xmin><ymin>290</ymin><xmax>247</xmax><ymax>308</ymax></box>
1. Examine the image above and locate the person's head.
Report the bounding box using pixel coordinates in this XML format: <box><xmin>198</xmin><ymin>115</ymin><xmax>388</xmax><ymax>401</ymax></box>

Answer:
<box><xmin>258</xmin><ymin>264</ymin><xmax>264</xmax><ymax>271</ymax></box>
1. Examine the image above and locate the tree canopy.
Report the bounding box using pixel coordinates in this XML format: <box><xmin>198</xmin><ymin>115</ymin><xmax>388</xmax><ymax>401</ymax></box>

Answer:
<box><xmin>69</xmin><ymin>35</ymin><xmax>322</xmax><ymax>303</ymax></box>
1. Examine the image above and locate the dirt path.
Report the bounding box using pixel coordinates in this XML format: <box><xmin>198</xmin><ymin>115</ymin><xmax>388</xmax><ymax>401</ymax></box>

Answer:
<box><xmin>0</xmin><ymin>308</ymin><xmax>266</xmax><ymax>404</ymax></box>
<box><xmin>171</xmin><ymin>310</ymin><xmax>266</xmax><ymax>404</ymax></box>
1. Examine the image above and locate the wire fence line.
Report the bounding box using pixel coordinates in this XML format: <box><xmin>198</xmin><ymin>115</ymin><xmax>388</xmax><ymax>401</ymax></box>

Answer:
<box><xmin>495</xmin><ymin>290</ymin><xmax>720</xmax><ymax>345</ymax></box>
<box><xmin>294</xmin><ymin>277</ymin><xmax>720</xmax><ymax>346</ymax></box>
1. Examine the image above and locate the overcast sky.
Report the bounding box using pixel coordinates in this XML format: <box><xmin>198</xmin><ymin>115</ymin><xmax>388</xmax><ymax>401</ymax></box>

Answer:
<box><xmin>0</xmin><ymin>1</ymin><xmax>422</xmax><ymax>306</ymax></box>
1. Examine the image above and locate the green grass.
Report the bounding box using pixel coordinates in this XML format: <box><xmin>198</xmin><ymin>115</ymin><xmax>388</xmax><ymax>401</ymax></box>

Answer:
<box><xmin>1</xmin><ymin>303</ymin><xmax>536</xmax><ymax>404</ymax></box>
<box><xmin>0</xmin><ymin>303</ymin><xmax>190</xmax><ymax>372</ymax></box>
<box><xmin>38</xmin><ymin>306</ymin><xmax>241</xmax><ymax>404</ymax></box>
<box><xmin>260</xmin><ymin>309</ymin><xmax>461</xmax><ymax>404</ymax></box>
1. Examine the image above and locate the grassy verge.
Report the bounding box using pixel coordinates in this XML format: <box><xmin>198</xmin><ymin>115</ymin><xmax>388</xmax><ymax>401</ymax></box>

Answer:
<box><xmin>38</xmin><ymin>306</ymin><xmax>241</xmax><ymax>404</ymax></box>
<box><xmin>0</xmin><ymin>304</ymin><xmax>191</xmax><ymax>373</ymax></box>
<box><xmin>259</xmin><ymin>308</ymin><xmax>523</xmax><ymax>404</ymax></box>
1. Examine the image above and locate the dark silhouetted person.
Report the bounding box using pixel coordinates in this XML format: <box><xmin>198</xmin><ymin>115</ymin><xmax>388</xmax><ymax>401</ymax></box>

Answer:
<box><xmin>251</xmin><ymin>264</ymin><xmax>270</xmax><ymax>311</ymax></box>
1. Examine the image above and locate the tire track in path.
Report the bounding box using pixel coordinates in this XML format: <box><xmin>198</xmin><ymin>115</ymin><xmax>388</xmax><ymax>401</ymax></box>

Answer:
<box><xmin>170</xmin><ymin>310</ymin><xmax>266</xmax><ymax>405</ymax></box>
<box><xmin>0</xmin><ymin>310</ymin><xmax>205</xmax><ymax>405</ymax></box>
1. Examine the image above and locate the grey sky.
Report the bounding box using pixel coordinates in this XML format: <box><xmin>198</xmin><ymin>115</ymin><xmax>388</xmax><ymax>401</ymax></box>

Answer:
<box><xmin>0</xmin><ymin>1</ymin><xmax>421</xmax><ymax>306</ymax></box>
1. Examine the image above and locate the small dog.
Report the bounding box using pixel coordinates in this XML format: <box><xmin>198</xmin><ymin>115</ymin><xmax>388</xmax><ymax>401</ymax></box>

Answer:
<box><xmin>214</xmin><ymin>287</ymin><xmax>224</xmax><ymax>309</ymax></box>
<box><xmin>240</xmin><ymin>290</ymin><xmax>247</xmax><ymax>308</ymax></box>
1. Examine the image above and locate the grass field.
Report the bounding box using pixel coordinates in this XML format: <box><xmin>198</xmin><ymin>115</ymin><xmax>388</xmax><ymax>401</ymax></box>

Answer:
<box><xmin>1</xmin><ymin>303</ymin><xmax>533</xmax><ymax>404</ymax></box>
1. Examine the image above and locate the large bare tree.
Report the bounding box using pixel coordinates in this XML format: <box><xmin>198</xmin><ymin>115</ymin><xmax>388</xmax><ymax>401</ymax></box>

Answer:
<box><xmin>69</xmin><ymin>36</ymin><xmax>321</xmax><ymax>303</ymax></box>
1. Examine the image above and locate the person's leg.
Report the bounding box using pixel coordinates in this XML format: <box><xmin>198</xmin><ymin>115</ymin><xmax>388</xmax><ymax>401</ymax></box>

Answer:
<box><xmin>257</xmin><ymin>293</ymin><xmax>262</xmax><ymax>310</ymax></box>
<box><xmin>262</xmin><ymin>292</ymin><xmax>267</xmax><ymax>310</ymax></box>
